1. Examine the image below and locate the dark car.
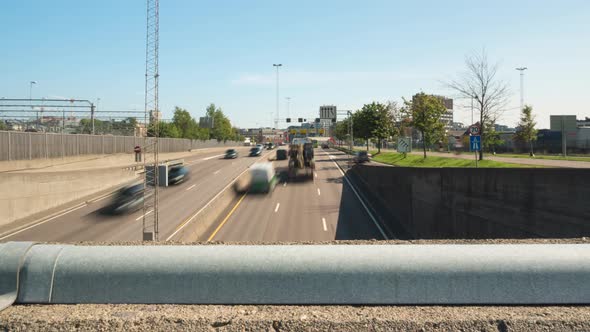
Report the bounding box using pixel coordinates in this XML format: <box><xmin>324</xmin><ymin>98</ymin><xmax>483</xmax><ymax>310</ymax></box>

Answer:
<box><xmin>266</xmin><ymin>142</ymin><xmax>275</xmax><ymax>150</ymax></box>
<box><xmin>106</xmin><ymin>184</ymin><xmax>144</xmax><ymax>214</ymax></box>
<box><xmin>353</xmin><ymin>151</ymin><xmax>371</xmax><ymax>163</ymax></box>
<box><xmin>224</xmin><ymin>149</ymin><xmax>238</xmax><ymax>159</ymax></box>
<box><xmin>168</xmin><ymin>165</ymin><xmax>189</xmax><ymax>185</ymax></box>
<box><xmin>249</xmin><ymin>147</ymin><xmax>262</xmax><ymax>157</ymax></box>
<box><xmin>321</xmin><ymin>143</ymin><xmax>329</xmax><ymax>149</ymax></box>
<box><xmin>276</xmin><ymin>149</ymin><xmax>287</xmax><ymax>160</ymax></box>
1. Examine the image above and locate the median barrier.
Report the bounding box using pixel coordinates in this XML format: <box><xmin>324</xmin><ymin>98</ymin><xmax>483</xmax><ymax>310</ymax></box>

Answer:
<box><xmin>168</xmin><ymin>169</ymin><xmax>251</xmax><ymax>241</ymax></box>
<box><xmin>1</xmin><ymin>243</ymin><xmax>589</xmax><ymax>311</ymax></box>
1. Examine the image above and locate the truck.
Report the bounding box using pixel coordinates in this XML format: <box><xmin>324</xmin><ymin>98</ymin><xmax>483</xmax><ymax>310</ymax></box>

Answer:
<box><xmin>287</xmin><ymin>137</ymin><xmax>315</xmax><ymax>179</ymax></box>
<box><xmin>243</xmin><ymin>138</ymin><xmax>252</xmax><ymax>146</ymax></box>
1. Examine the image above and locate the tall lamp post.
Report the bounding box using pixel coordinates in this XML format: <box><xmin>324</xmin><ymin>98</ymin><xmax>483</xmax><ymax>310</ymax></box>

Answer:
<box><xmin>30</xmin><ymin>81</ymin><xmax>37</xmax><ymax>128</ymax></box>
<box><xmin>285</xmin><ymin>97</ymin><xmax>291</xmax><ymax>118</ymax></box>
<box><xmin>516</xmin><ymin>67</ymin><xmax>529</xmax><ymax>154</ymax></box>
<box><xmin>273</xmin><ymin>64</ymin><xmax>282</xmax><ymax>129</ymax></box>
<box><xmin>515</xmin><ymin>67</ymin><xmax>527</xmax><ymax>112</ymax></box>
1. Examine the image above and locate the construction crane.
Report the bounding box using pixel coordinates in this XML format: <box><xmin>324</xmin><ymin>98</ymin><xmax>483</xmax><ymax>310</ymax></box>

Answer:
<box><xmin>142</xmin><ymin>0</ymin><xmax>160</xmax><ymax>241</ymax></box>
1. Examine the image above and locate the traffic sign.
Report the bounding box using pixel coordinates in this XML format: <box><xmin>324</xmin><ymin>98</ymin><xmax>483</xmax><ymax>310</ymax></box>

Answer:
<box><xmin>469</xmin><ymin>125</ymin><xmax>480</xmax><ymax>135</ymax></box>
<box><xmin>470</xmin><ymin>135</ymin><xmax>481</xmax><ymax>152</ymax></box>
<box><xmin>397</xmin><ymin>137</ymin><xmax>411</xmax><ymax>153</ymax></box>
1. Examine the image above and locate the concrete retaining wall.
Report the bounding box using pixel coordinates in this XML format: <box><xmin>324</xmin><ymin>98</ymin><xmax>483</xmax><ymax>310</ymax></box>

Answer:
<box><xmin>0</xmin><ymin>168</ymin><xmax>137</xmax><ymax>226</ymax></box>
<box><xmin>350</xmin><ymin>165</ymin><xmax>590</xmax><ymax>238</ymax></box>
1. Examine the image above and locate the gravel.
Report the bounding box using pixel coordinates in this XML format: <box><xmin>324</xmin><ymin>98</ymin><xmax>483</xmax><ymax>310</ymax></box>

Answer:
<box><xmin>41</xmin><ymin>237</ymin><xmax>590</xmax><ymax>246</ymax></box>
<box><xmin>2</xmin><ymin>304</ymin><xmax>590</xmax><ymax>331</ymax></box>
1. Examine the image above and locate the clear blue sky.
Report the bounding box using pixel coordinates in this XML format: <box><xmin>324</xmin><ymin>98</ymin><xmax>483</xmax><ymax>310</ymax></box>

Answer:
<box><xmin>1</xmin><ymin>0</ymin><xmax>589</xmax><ymax>129</ymax></box>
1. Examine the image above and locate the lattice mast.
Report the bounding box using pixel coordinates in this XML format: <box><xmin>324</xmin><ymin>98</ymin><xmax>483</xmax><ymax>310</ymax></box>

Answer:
<box><xmin>142</xmin><ymin>0</ymin><xmax>160</xmax><ymax>241</ymax></box>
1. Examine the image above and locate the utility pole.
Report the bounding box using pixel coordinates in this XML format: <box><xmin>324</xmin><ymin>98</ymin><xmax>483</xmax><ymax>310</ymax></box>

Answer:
<box><xmin>273</xmin><ymin>64</ymin><xmax>282</xmax><ymax>129</ymax></box>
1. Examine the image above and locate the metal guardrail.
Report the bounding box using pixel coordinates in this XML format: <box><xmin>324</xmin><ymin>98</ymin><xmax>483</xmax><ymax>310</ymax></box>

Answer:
<box><xmin>1</xmin><ymin>243</ymin><xmax>589</xmax><ymax>311</ymax></box>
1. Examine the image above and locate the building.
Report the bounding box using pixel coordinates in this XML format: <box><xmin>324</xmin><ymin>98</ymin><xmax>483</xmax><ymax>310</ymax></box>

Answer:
<box><xmin>494</xmin><ymin>123</ymin><xmax>515</xmax><ymax>132</ymax></box>
<box><xmin>412</xmin><ymin>94</ymin><xmax>453</xmax><ymax>130</ymax></box>
<box><xmin>451</xmin><ymin>122</ymin><xmax>465</xmax><ymax>131</ymax></box>
<box><xmin>577</xmin><ymin>117</ymin><xmax>590</xmax><ymax>128</ymax></box>
<box><xmin>149</xmin><ymin>110</ymin><xmax>161</xmax><ymax>122</ymax></box>
<box><xmin>550</xmin><ymin>115</ymin><xmax>577</xmax><ymax>147</ymax></box>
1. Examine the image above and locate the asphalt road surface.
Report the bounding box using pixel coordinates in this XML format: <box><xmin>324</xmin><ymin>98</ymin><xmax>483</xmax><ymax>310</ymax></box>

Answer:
<box><xmin>1</xmin><ymin>147</ymin><xmax>272</xmax><ymax>242</ymax></box>
<box><xmin>206</xmin><ymin>148</ymin><xmax>386</xmax><ymax>241</ymax></box>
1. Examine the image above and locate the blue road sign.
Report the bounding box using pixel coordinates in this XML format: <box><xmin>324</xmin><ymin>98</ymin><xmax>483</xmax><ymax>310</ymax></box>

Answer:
<box><xmin>470</xmin><ymin>135</ymin><xmax>481</xmax><ymax>152</ymax></box>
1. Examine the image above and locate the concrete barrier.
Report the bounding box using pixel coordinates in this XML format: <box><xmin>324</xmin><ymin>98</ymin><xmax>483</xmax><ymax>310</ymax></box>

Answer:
<box><xmin>349</xmin><ymin>165</ymin><xmax>590</xmax><ymax>239</ymax></box>
<box><xmin>1</xmin><ymin>243</ymin><xmax>589</xmax><ymax>310</ymax></box>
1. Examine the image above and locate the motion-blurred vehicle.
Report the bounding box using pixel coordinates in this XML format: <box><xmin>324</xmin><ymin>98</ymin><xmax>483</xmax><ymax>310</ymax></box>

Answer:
<box><xmin>266</xmin><ymin>142</ymin><xmax>275</xmax><ymax>150</ymax></box>
<box><xmin>243</xmin><ymin>138</ymin><xmax>252</xmax><ymax>146</ymax></box>
<box><xmin>256</xmin><ymin>144</ymin><xmax>264</xmax><ymax>149</ymax></box>
<box><xmin>249</xmin><ymin>163</ymin><xmax>278</xmax><ymax>193</ymax></box>
<box><xmin>106</xmin><ymin>184</ymin><xmax>144</xmax><ymax>214</ymax></box>
<box><xmin>321</xmin><ymin>143</ymin><xmax>329</xmax><ymax>149</ymax></box>
<box><xmin>288</xmin><ymin>138</ymin><xmax>315</xmax><ymax>179</ymax></box>
<box><xmin>276</xmin><ymin>149</ymin><xmax>287</xmax><ymax>160</ymax></box>
<box><xmin>224</xmin><ymin>149</ymin><xmax>238</xmax><ymax>159</ymax></box>
<box><xmin>168</xmin><ymin>165</ymin><xmax>189</xmax><ymax>185</ymax></box>
<box><xmin>249</xmin><ymin>147</ymin><xmax>262</xmax><ymax>156</ymax></box>
<box><xmin>353</xmin><ymin>151</ymin><xmax>371</xmax><ymax>163</ymax></box>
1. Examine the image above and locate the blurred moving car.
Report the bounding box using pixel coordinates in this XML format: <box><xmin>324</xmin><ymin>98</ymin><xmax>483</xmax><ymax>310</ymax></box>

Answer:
<box><xmin>276</xmin><ymin>149</ymin><xmax>287</xmax><ymax>160</ymax></box>
<box><xmin>168</xmin><ymin>165</ymin><xmax>189</xmax><ymax>185</ymax></box>
<box><xmin>106</xmin><ymin>184</ymin><xmax>144</xmax><ymax>214</ymax></box>
<box><xmin>256</xmin><ymin>144</ymin><xmax>264</xmax><ymax>149</ymax></box>
<box><xmin>224</xmin><ymin>149</ymin><xmax>238</xmax><ymax>159</ymax></box>
<box><xmin>266</xmin><ymin>142</ymin><xmax>275</xmax><ymax>150</ymax></box>
<box><xmin>249</xmin><ymin>163</ymin><xmax>278</xmax><ymax>193</ymax></box>
<box><xmin>321</xmin><ymin>143</ymin><xmax>329</xmax><ymax>149</ymax></box>
<box><xmin>353</xmin><ymin>151</ymin><xmax>371</xmax><ymax>163</ymax></box>
<box><xmin>249</xmin><ymin>147</ymin><xmax>262</xmax><ymax>157</ymax></box>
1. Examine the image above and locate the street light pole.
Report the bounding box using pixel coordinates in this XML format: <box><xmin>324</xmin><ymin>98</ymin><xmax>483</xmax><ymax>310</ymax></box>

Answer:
<box><xmin>470</xmin><ymin>96</ymin><xmax>474</xmax><ymax>125</ymax></box>
<box><xmin>285</xmin><ymin>97</ymin><xmax>291</xmax><ymax>118</ymax></box>
<box><xmin>30</xmin><ymin>81</ymin><xmax>37</xmax><ymax>128</ymax></box>
<box><xmin>516</xmin><ymin>67</ymin><xmax>528</xmax><ymax>112</ymax></box>
<box><xmin>273</xmin><ymin>64</ymin><xmax>282</xmax><ymax>129</ymax></box>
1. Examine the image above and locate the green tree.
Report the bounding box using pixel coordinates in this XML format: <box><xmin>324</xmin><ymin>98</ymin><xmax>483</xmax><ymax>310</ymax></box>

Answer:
<box><xmin>333</xmin><ymin>119</ymin><xmax>350</xmax><ymax>147</ymax></box>
<box><xmin>172</xmin><ymin>107</ymin><xmax>195</xmax><ymax>138</ymax></box>
<box><xmin>403</xmin><ymin>93</ymin><xmax>447</xmax><ymax>158</ymax></box>
<box><xmin>352</xmin><ymin>108</ymin><xmax>373</xmax><ymax>151</ymax></box>
<box><xmin>0</xmin><ymin>121</ymin><xmax>7</xmax><ymax>131</ymax></box>
<box><xmin>157</xmin><ymin>122</ymin><xmax>181</xmax><ymax>138</ymax></box>
<box><xmin>371</xmin><ymin>102</ymin><xmax>397</xmax><ymax>153</ymax></box>
<box><xmin>205</xmin><ymin>103</ymin><xmax>233</xmax><ymax>142</ymax></box>
<box><xmin>483</xmin><ymin>120</ymin><xmax>504</xmax><ymax>154</ymax></box>
<box><xmin>514</xmin><ymin>105</ymin><xmax>537</xmax><ymax>156</ymax></box>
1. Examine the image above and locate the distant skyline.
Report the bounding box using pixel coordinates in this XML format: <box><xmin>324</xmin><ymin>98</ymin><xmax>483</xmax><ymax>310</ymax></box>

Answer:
<box><xmin>1</xmin><ymin>0</ymin><xmax>589</xmax><ymax>129</ymax></box>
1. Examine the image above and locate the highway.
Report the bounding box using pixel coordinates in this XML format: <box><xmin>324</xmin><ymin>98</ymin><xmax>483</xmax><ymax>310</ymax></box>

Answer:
<box><xmin>0</xmin><ymin>147</ymin><xmax>272</xmax><ymax>242</ymax></box>
<box><xmin>206</xmin><ymin>148</ymin><xmax>386</xmax><ymax>241</ymax></box>
<box><xmin>0</xmin><ymin>147</ymin><xmax>385</xmax><ymax>242</ymax></box>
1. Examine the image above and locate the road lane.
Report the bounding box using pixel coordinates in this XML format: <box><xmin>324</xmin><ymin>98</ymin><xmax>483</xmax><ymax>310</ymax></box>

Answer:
<box><xmin>1</xmin><ymin>147</ymin><xmax>270</xmax><ymax>242</ymax></box>
<box><xmin>208</xmin><ymin>148</ymin><xmax>385</xmax><ymax>241</ymax></box>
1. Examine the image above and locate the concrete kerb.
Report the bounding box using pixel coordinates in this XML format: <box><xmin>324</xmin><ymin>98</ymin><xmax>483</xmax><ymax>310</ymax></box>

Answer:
<box><xmin>1</xmin><ymin>243</ymin><xmax>590</xmax><ymax>308</ymax></box>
